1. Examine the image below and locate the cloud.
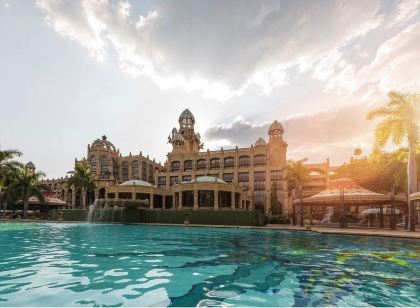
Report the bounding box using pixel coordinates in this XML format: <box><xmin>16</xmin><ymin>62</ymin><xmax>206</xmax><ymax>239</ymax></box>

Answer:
<box><xmin>36</xmin><ymin>0</ymin><xmax>385</xmax><ymax>101</ymax></box>
<box><xmin>204</xmin><ymin>104</ymin><xmax>375</xmax><ymax>164</ymax></box>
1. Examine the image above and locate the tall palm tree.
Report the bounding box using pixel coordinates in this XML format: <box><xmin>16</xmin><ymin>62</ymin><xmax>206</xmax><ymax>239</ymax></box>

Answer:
<box><xmin>285</xmin><ymin>158</ymin><xmax>311</xmax><ymax>226</ymax></box>
<box><xmin>0</xmin><ymin>147</ymin><xmax>23</xmax><ymax>216</ymax></box>
<box><xmin>8</xmin><ymin>166</ymin><xmax>46</xmax><ymax>218</ymax></box>
<box><xmin>368</xmin><ymin>91</ymin><xmax>419</xmax><ymax>231</ymax></box>
<box><xmin>67</xmin><ymin>162</ymin><xmax>96</xmax><ymax>209</ymax></box>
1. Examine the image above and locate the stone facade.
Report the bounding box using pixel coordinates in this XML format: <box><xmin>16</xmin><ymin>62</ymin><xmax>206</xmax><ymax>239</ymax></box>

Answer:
<box><xmin>42</xmin><ymin>109</ymin><xmax>332</xmax><ymax>214</ymax></box>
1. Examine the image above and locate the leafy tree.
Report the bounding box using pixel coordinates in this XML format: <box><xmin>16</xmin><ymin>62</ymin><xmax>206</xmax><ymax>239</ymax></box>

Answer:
<box><xmin>270</xmin><ymin>181</ymin><xmax>281</xmax><ymax>216</ymax></box>
<box><xmin>7</xmin><ymin>166</ymin><xmax>46</xmax><ymax>218</ymax></box>
<box><xmin>67</xmin><ymin>162</ymin><xmax>96</xmax><ymax>208</ymax></box>
<box><xmin>353</xmin><ymin>148</ymin><xmax>362</xmax><ymax>158</ymax></box>
<box><xmin>285</xmin><ymin>158</ymin><xmax>310</xmax><ymax>226</ymax></box>
<box><xmin>368</xmin><ymin>91</ymin><xmax>419</xmax><ymax>230</ymax></box>
<box><xmin>0</xmin><ymin>147</ymin><xmax>23</xmax><ymax>215</ymax></box>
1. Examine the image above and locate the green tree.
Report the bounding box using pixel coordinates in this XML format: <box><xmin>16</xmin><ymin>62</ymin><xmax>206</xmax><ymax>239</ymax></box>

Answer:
<box><xmin>285</xmin><ymin>158</ymin><xmax>311</xmax><ymax>226</ymax></box>
<box><xmin>7</xmin><ymin>166</ymin><xmax>46</xmax><ymax>218</ymax></box>
<box><xmin>270</xmin><ymin>181</ymin><xmax>282</xmax><ymax>216</ymax></box>
<box><xmin>368</xmin><ymin>91</ymin><xmax>419</xmax><ymax>231</ymax></box>
<box><xmin>67</xmin><ymin>162</ymin><xmax>96</xmax><ymax>209</ymax></box>
<box><xmin>0</xmin><ymin>147</ymin><xmax>23</xmax><ymax>215</ymax></box>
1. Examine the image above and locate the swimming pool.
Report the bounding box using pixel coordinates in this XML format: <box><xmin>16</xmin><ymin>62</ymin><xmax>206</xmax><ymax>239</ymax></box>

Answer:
<box><xmin>0</xmin><ymin>222</ymin><xmax>419</xmax><ymax>306</ymax></box>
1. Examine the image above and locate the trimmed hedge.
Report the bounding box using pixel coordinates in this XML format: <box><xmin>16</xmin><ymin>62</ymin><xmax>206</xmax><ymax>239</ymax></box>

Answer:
<box><xmin>49</xmin><ymin>209</ymin><xmax>266</xmax><ymax>226</ymax></box>
<box><xmin>145</xmin><ymin>209</ymin><xmax>266</xmax><ymax>226</ymax></box>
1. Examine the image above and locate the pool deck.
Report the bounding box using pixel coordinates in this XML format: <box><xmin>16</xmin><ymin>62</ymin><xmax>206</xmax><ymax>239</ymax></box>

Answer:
<box><xmin>1</xmin><ymin>218</ymin><xmax>419</xmax><ymax>239</ymax></box>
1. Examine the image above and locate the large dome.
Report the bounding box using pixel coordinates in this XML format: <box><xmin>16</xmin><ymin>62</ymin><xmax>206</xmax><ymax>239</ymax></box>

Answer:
<box><xmin>91</xmin><ymin>135</ymin><xmax>116</xmax><ymax>151</ymax></box>
<box><xmin>268</xmin><ymin>120</ymin><xmax>284</xmax><ymax>137</ymax></box>
<box><xmin>179</xmin><ymin>109</ymin><xmax>195</xmax><ymax>126</ymax></box>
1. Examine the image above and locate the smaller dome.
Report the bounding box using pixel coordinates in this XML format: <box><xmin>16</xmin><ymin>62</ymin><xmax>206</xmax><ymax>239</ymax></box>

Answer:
<box><xmin>120</xmin><ymin>180</ymin><xmax>153</xmax><ymax>187</ymax></box>
<box><xmin>91</xmin><ymin>135</ymin><xmax>116</xmax><ymax>151</ymax></box>
<box><xmin>255</xmin><ymin>137</ymin><xmax>266</xmax><ymax>147</ymax></box>
<box><xmin>26</xmin><ymin>161</ymin><xmax>36</xmax><ymax>170</ymax></box>
<box><xmin>268</xmin><ymin>120</ymin><xmax>284</xmax><ymax>137</ymax></box>
<box><xmin>179</xmin><ymin>109</ymin><xmax>195</xmax><ymax>126</ymax></box>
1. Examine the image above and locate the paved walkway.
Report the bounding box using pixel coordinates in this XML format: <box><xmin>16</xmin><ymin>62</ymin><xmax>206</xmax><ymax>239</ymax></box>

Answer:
<box><xmin>1</xmin><ymin>219</ymin><xmax>419</xmax><ymax>239</ymax></box>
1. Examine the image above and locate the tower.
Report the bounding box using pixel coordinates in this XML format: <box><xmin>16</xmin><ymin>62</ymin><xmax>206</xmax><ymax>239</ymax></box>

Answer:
<box><xmin>168</xmin><ymin>109</ymin><xmax>204</xmax><ymax>154</ymax></box>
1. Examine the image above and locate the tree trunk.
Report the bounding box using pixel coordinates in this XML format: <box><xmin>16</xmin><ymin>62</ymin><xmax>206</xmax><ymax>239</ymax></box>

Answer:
<box><xmin>407</xmin><ymin>136</ymin><xmax>418</xmax><ymax>231</ymax></box>
<box><xmin>23</xmin><ymin>200</ymin><xmax>28</xmax><ymax>219</ymax></box>
<box><xmin>82</xmin><ymin>189</ymin><xmax>87</xmax><ymax>209</ymax></box>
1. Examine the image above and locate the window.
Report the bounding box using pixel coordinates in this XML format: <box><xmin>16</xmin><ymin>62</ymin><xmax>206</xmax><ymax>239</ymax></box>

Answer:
<box><xmin>122</xmin><ymin>161</ymin><xmax>129</xmax><ymax>181</ymax></box>
<box><xmin>170</xmin><ymin>176</ymin><xmax>179</xmax><ymax>186</ymax></box>
<box><xmin>223</xmin><ymin>173</ymin><xmax>234</xmax><ymax>183</ymax></box>
<box><xmin>89</xmin><ymin>156</ymin><xmax>97</xmax><ymax>174</ymax></box>
<box><xmin>238</xmin><ymin>172</ymin><xmax>249</xmax><ymax>190</ymax></box>
<box><xmin>239</xmin><ymin>155</ymin><xmax>250</xmax><ymax>166</ymax></box>
<box><xmin>196</xmin><ymin>159</ymin><xmax>207</xmax><ymax>170</ymax></box>
<box><xmin>254</xmin><ymin>154</ymin><xmax>266</xmax><ymax>165</ymax></box>
<box><xmin>184</xmin><ymin>160</ymin><xmax>193</xmax><ymax>171</ymax></box>
<box><xmin>254</xmin><ymin>190</ymin><xmax>266</xmax><ymax>200</ymax></box>
<box><xmin>142</xmin><ymin>161</ymin><xmax>147</xmax><ymax>180</ymax></box>
<box><xmin>271</xmin><ymin>170</ymin><xmax>283</xmax><ymax>180</ymax></box>
<box><xmin>171</xmin><ymin>161</ymin><xmax>180</xmax><ymax>172</ymax></box>
<box><xmin>182</xmin><ymin>175</ymin><xmax>192</xmax><ymax>182</ymax></box>
<box><xmin>148</xmin><ymin>164</ymin><xmax>154</xmax><ymax>183</ymax></box>
<box><xmin>224</xmin><ymin>156</ymin><xmax>234</xmax><ymax>168</ymax></box>
<box><xmin>254</xmin><ymin>171</ymin><xmax>265</xmax><ymax>180</ymax></box>
<box><xmin>100</xmin><ymin>155</ymin><xmax>109</xmax><ymax>178</ymax></box>
<box><xmin>158</xmin><ymin>176</ymin><xmax>166</xmax><ymax>188</ymax></box>
<box><xmin>131</xmin><ymin>160</ymin><xmax>139</xmax><ymax>179</ymax></box>
<box><xmin>210</xmin><ymin>158</ymin><xmax>220</xmax><ymax>169</ymax></box>
<box><xmin>271</xmin><ymin>170</ymin><xmax>283</xmax><ymax>191</ymax></box>
<box><xmin>254</xmin><ymin>180</ymin><xmax>265</xmax><ymax>190</ymax></box>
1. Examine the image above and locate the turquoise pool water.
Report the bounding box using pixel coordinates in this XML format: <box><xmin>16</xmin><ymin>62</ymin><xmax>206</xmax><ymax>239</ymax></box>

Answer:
<box><xmin>0</xmin><ymin>223</ymin><xmax>419</xmax><ymax>307</ymax></box>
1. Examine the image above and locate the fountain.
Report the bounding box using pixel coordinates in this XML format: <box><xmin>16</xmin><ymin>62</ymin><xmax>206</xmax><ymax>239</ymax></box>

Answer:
<box><xmin>87</xmin><ymin>199</ymin><xmax>148</xmax><ymax>223</ymax></box>
<box><xmin>321</xmin><ymin>207</ymin><xmax>334</xmax><ymax>224</ymax></box>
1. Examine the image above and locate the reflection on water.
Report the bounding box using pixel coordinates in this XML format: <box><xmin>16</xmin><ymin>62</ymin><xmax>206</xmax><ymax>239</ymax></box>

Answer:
<box><xmin>0</xmin><ymin>222</ymin><xmax>419</xmax><ymax>307</ymax></box>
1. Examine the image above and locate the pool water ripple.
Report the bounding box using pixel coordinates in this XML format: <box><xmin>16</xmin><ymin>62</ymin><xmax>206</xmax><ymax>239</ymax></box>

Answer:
<box><xmin>0</xmin><ymin>222</ymin><xmax>419</xmax><ymax>307</ymax></box>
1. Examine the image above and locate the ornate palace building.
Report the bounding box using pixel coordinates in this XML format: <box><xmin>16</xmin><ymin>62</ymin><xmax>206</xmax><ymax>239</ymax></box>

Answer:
<box><xmin>42</xmin><ymin>109</ymin><xmax>332</xmax><ymax>214</ymax></box>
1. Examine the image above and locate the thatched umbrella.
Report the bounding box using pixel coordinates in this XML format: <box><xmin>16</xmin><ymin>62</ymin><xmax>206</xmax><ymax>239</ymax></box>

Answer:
<box><xmin>294</xmin><ymin>184</ymin><xmax>407</xmax><ymax>228</ymax></box>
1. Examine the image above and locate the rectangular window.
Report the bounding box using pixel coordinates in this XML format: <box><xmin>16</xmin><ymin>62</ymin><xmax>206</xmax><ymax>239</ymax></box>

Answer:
<box><xmin>170</xmin><ymin>176</ymin><xmax>179</xmax><ymax>186</ymax></box>
<box><xmin>182</xmin><ymin>175</ymin><xmax>192</xmax><ymax>182</ymax></box>
<box><xmin>158</xmin><ymin>176</ymin><xmax>166</xmax><ymax>188</ymax></box>
<box><xmin>271</xmin><ymin>170</ymin><xmax>283</xmax><ymax>180</ymax></box>
<box><xmin>238</xmin><ymin>172</ymin><xmax>249</xmax><ymax>181</ymax></box>
<box><xmin>239</xmin><ymin>156</ymin><xmax>250</xmax><ymax>166</ymax></box>
<box><xmin>254</xmin><ymin>180</ymin><xmax>265</xmax><ymax>190</ymax></box>
<box><xmin>223</xmin><ymin>173</ymin><xmax>234</xmax><ymax>182</ymax></box>
<box><xmin>254</xmin><ymin>171</ymin><xmax>266</xmax><ymax>181</ymax></box>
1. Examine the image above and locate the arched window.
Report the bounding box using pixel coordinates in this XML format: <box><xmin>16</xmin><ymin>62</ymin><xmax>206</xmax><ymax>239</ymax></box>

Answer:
<box><xmin>131</xmin><ymin>160</ymin><xmax>139</xmax><ymax>179</ymax></box>
<box><xmin>196</xmin><ymin>159</ymin><xmax>207</xmax><ymax>170</ymax></box>
<box><xmin>254</xmin><ymin>154</ymin><xmax>266</xmax><ymax>165</ymax></box>
<box><xmin>184</xmin><ymin>160</ymin><xmax>193</xmax><ymax>171</ymax></box>
<box><xmin>239</xmin><ymin>155</ymin><xmax>250</xmax><ymax>166</ymax></box>
<box><xmin>224</xmin><ymin>157</ymin><xmax>234</xmax><ymax>168</ymax></box>
<box><xmin>210</xmin><ymin>158</ymin><xmax>220</xmax><ymax>169</ymax></box>
<box><xmin>171</xmin><ymin>161</ymin><xmax>180</xmax><ymax>172</ymax></box>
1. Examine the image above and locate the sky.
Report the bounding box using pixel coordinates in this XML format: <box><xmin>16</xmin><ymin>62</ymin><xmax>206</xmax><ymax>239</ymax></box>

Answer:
<box><xmin>1</xmin><ymin>0</ymin><xmax>420</xmax><ymax>179</ymax></box>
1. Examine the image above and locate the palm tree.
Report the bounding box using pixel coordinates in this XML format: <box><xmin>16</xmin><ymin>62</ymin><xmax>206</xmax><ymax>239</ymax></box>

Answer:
<box><xmin>285</xmin><ymin>158</ymin><xmax>311</xmax><ymax>226</ymax></box>
<box><xmin>353</xmin><ymin>148</ymin><xmax>362</xmax><ymax>158</ymax></box>
<box><xmin>8</xmin><ymin>166</ymin><xmax>46</xmax><ymax>219</ymax></box>
<box><xmin>0</xmin><ymin>147</ymin><xmax>23</xmax><ymax>216</ymax></box>
<box><xmin>368</xmin><ymin>91</ymin><xmax>419</xmax><ymax>231</ymax></box>
<box><xmin>67</xmin><ymin>162</ymin><xmax>96</xmax><ymax>209</ymax></box>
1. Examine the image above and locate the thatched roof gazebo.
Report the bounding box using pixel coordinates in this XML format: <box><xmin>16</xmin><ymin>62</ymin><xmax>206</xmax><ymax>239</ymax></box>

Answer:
<box><xmin>293</xmin><ymin>178</ymin><xmax>407</xmax><ymax>229</ymax></box>
<box><xmin>409</xmin><ymin>192</ymin><xmax>420</xmax><ymax>202</ymax></box>
<box><xmin>14</xmin><ymin>196</ymin><xmax>70</xmax><ymax>211</ymax></box>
